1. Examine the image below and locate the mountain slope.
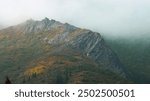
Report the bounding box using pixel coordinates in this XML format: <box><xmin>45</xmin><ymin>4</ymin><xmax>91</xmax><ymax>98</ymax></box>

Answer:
<box><xmin>0</xmin><ymin>18</ymin><xmax>129</xmax><ymax>83</ymax></box>
<box><xmin>105</xmin><ymin>37</ymin><xmax>150</xmax><ymax>83</ymax></box>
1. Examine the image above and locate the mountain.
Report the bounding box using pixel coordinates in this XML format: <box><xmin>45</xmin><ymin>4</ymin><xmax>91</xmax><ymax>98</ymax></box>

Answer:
<box><xmin>0</xmin><ymin>18</ymin><xmax>129</xmax><ymax>83</ymax></box>
<box><xmin>105</xmin><ymin>37</ymin><xmax>150</xmax><ymax>83</ymax></box>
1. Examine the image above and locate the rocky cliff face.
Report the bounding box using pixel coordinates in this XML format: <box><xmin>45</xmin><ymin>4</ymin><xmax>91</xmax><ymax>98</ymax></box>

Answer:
<box><xmin>69</xmin><ymin>31</ymin><xmax>125</xmax><ymax>76</ymax></box>
<box><xmin>0</xmin><ymin>18</ymin><xmax>128</xmax><ymax>83</ymax></box>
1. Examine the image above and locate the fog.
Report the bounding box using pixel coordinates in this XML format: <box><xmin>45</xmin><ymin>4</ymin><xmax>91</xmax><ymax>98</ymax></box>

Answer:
<box><xmin>0</xmin><ymin>0</ymin><xmax>150</xmax><ymax>37</ymax></box>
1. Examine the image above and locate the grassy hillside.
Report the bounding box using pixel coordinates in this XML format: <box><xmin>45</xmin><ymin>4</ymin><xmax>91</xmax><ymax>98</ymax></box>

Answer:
<box><xmin>0</xmin><ymin>29</ymin><xmax>130</xmax><ymax>83</ymax></box>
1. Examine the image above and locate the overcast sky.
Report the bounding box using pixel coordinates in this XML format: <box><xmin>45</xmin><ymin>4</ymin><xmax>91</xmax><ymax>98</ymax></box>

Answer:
<box><xmin>0</xmin><ymin>0</ymin><xmax>150</xmax><ymax>37</ymax></box>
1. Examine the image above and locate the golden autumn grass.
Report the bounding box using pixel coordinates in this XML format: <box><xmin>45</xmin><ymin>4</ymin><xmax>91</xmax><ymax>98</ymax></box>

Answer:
<box><xmin>23</xmin><ymin>56</ymin><xmax>75</xmax><ymax>77</ymax></box>
<box><xmin>24</xmin><ymin>57</ymin><xmax>54</xmax><ymax>76</ymax></box>
<box><xmin>24</xmin><ymin>65</ymin><xmax>45</xmax><ymax>76</ymax></box>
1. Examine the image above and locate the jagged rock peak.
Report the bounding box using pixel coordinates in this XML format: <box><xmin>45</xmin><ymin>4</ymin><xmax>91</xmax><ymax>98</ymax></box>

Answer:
<box><xmin>20</xmin><ymin>17</ymin><xmax>79</xmax><ymax>34</ymax></box>
<box><xmin>25</xmin><ymin>17</ymin><xmax>55</xmax><ymax>24</ymax></box>
<box><xmin>43</xmin><ymin>17</ymin><xmax>49</xmax><ymax>21</ymax></box>
<box><xmin>42</xmin><ymin>17</ymin><xmax>57</xmax><ymax>24</ymax></box>
<box><xmin>42</xmin><ymin>17</ymin><xmax>50</xmax><ymax>24</ymax></box>
<box><xmin>41</xmin><ymin>17</ymin><xmax>58</xmax><ymax>24</ymax></box>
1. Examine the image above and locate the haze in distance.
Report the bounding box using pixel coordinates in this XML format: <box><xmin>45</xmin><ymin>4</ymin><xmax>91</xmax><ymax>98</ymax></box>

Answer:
<box><xmin>0</xmin><ymin>0</ymin><xmax>150</xmax><ymax>37</ymax></box>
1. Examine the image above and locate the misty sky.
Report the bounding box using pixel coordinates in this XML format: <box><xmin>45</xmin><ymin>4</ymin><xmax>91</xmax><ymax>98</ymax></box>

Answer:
<box><xmin>0</xmin><ymin>0</ymin><xmax>150</xmax><ymax>37</ymax></box>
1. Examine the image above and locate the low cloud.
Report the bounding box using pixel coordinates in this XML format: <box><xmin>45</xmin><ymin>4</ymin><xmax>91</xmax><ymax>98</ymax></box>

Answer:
<box><xmin>0</xmin><ymin>0</ymin><xmax>150</xmax><ymax>37</ymax></box>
